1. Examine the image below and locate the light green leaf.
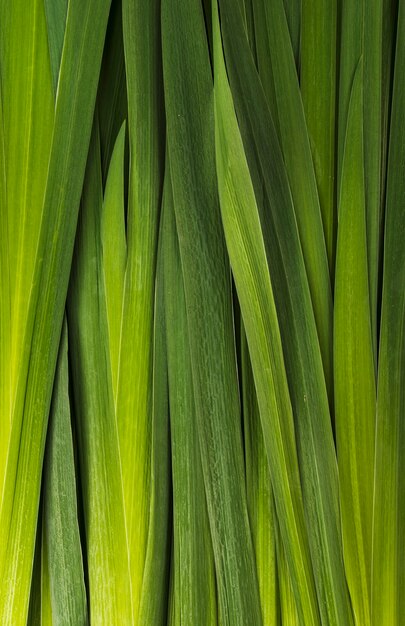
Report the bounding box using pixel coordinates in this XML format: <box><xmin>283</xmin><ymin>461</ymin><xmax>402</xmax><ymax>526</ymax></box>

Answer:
<box><xmin>0</xmin><ymin>0</ymin><xmax>54</xmax><ymax>488</ymax></box>
<box><xmin>241</xmin><ymin>329</ymin><xmax>278</xmax><ymax>626</ymax></box>
<box><xmin>0</xmin><ymin>68</ymin><xmax>11</xmax><ymax>483</ymax></box>
<box><xmin>101</xmin><ymin>121</ymin><xmax>127</xmax><ymax>402</ymax></box>
<box><xmin>67</xmin><ymin>122</ymin><xmax>132</xmax><ymax>625</ymax></box>
<box><xmin>43</xmin><ymin>321</ymin><xmax>88</xmax><ymax>625</ymax></box>
<box><xmin>275</xmin><ymin>519</ymin><xmax>300</xmax><ymax>626</ymax></box>
<box><xmin>338</xmin><ymin>0</ymin><xmax>384</xmax><ymax>359</ymax></box>
<box><xmin>138</xmin><ymin>210</ymin><xmax>171</xmax><ymax>625</ymax></box>
<box><xmin>334</xmin><ymin>60</ymin><xmax>376</xmax><ymax>626</ymax></box>
<box><xmin>118</xmin><ymin>0</ymin><xmax>164</xmax><ymax>614</ymax></box>
<box><xmin>0</xmin><ymin>0</ymin><xmax>111</xmax><ymax>621</ymax></box>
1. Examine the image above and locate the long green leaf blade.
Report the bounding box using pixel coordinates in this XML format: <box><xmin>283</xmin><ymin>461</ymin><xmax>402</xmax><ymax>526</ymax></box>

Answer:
<box><xmin>241</xmin><ymin>330</ymin><xmax>278</xmax><ymax>626</ymax></box>
<box><xmin>301</xmin><ymin>0</ymin><xmax>337</xmax><ymax>273</ymax></box>
<box><xmin>334</xmin><ymin>61</ymin><xmax>376</xmax><ymax>626</ymax></box>
<box><xmin>138</xmin><ymin>214</ymin><xmax>171</xmax><ymax>625</ymax></box>
<box><xmin>162</xmin><ymin>0</ymin><xmax>262</xmax><ymax>622</ymax></box>
<box><xmin>275</xmin><ymin>520</ymin><xmax>299</xmax><ymax>626</ymax></box>
<box><xmin>372</xmin><ymin>2</ymin><xmax>405</xmax><ymax>620</ymax></box>
<box><xmin>215</xmin><ymin>3</ymin><xmax>352</xmax><ymax>623</ymax></box>
<box><xmin>252</xmin><ymin>0</ymin><xmax>333</xmax><ymax>399</ymax></box>
<box><xmin>338</xmin><ymin>0</ymin><xmax>384</xmax><ymax>359</ymax></box>
<box><xmin>0</xmin><ymin>1</ymin><xmax>111</xmax><ymax>621</ymax></box>
<box><xmin>101</xmin><ymin>121</ymin><xmax>127</xmax><ymax>401</ymax></box>
<box><xmin>213</xmin><ymin>6</ymin><xmax>318</xmax><ymax>623</ymax></box>
<box><xmin>0</xmin><ymin>0</ymin><xmax>54</xmax><ymax>492</ymax></box>
<box><xmin>41</xmin><ymin>522</ymin><xmax>53</xmax><ymax>626</ymax></box>
<box><xmin>0</xmin><ymin>67</ymin><xmax>11</xmax><ymax>489</ymax></box>
<box><xmin>67</xmin><ymin>123</ymin><xmax>132</xmax><ymax>624</ymax></box>
<box><xmin>43</xmin><ymin>321</ymin><xmax>88</xmax><ymax>625</ymax></box>
<box><xmin>119</xmin><ymin>0</ymin><xmax>164</xmax><ymax>613</ymax></box>
<box><xmin>163</xmin><ymin>176</ymin><xmax>217</xmax><ymax>626</ymax></box>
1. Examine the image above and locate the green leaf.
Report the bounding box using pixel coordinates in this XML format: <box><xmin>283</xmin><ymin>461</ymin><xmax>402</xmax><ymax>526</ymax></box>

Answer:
<box><xmin>338</xmin><ymin>0</ymin><xmax>384</xmax><ymax>359</ymax></box>
<box><xmin>0</xmin><ymin>66</ymin><xmax>11</xmax><ymax>486</ymax></box>
<box><xmin>41</xmin><ymin>523</ymin><xmax>53</xmax><ymax>626</ymax></box>
<box><xmin>213</xmin><ymin>4</ymin><xmax>318</xmax><ymax>623</ymax></box>
<box><xmin>119</xmin><ymin>0</ymin><xmax>164</xmax><ymax>614</ymax></box>
<box><xmin>43</xmin><ymin>321</ymin><xmax>88</xmax><ymax>625</ymax></box>
<box><xmin>98</xmin><ymin>0</ymin><xmax>128</xmax><ymax>181</ymax></box>
<box><xmin>301</xmin><ymin>0</ymin><xmax>337</xmax><ymax>273</ymax></box>
<box><xmin>0</xmin><ymin>0</ymin><xmax>54</xmax><ymax>491</ymax></box>
<box><xmin>27</xmin><ymin>520</ymin><xmax>42</xmax><ymax>626</ymax></box>
<box><xmin>162</xmin><ymin>0</ymin><xmax>262</xmax><ymax>623</ymax></box>
<box><xmin>243</xmin><ymin>0</ymin><xmax>257</xmax><ymax>52</ymax></box>
<box><xmin>101</xmin><ymin>121</ymin><xmax>127</xmax><ymax>401</ymax></box>
<box><xmin>163</xmin><ymin>173</ymin><xmax>217</xmax><ymax>626</ymax></box>
<box><xmin>275</xmin><ymin>519</ymin><xmax>300</xmax><ymax>626</ymax></box>
<box><xmin>282</xmin><ymin>0</ymin><xmax>300</xmax><ymax>65</ymax></box>
<box><xmin>67</xmin><ymin>122</ymin><xmax>132</xmax><ymax>624</ymax></box>
<box><xmin>138</xmin><ymin>210</ymin><xmax>171</xmax><ymax>625</ymax></box>
<box><xmin>381</xmin><ymin>0</ymin><xmax>398</xmax><ymax>217</ymax></box>
<box><xmin>241</xmin><ymin>329</ymin><xmax>278</xmax><ymax>626</ymax></box>
<box><xmin>252</xmin><ymin>0</ymin><xmax>280</xmax><ymax>137</ymax></box>
<box><xmin>215</xmin><ymin>2</ymin><xmax>352</xmax><ymax>624</ymax></box>
<box><xmin>0</xmin><ymin>0</ymin><xmax>111</xmax><ymax>621</ymax></box>
<box><xmin>252</xmin><ymin>0</ymin><xmax>333</xmax><ymax>400</ymax></box>
<box><xmin>334</xmin><ymin>60</ymin><xmax>376</xmax><ymax>626</ymax></box>
<box><xmin>44</xmin><ymin>0</ymin><xmax>68</xmax><ymax>93</ymax></box>
<box><xmin>372</xmin><ymin>2</ymin><xmax>405</xmax><ymax>620</ymax></box>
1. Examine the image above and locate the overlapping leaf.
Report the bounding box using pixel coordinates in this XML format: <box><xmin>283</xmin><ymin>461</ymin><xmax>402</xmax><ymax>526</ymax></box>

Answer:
<box><xmin>162</xmin><ymin>0</ymin><xmax>262</xmax><ymax>622</ymax></box>
<box><xmin>215</xmin><ymin>2</ymin><xmax>352</xmax><ymax>623</ymax></box>
<box><xmin>0</xmin><ymin>0</ymin><xmax>111</xmax><ymax>621</ymax></box>
<box><xmin>334</xmin><ymin>61</ymin><xmax>375</xmax><ymax>626</ymax></box>
<box><xmin>372</xmin><ymin>1</ymin><xmax>405</xmax><ymax>621</ymax></box>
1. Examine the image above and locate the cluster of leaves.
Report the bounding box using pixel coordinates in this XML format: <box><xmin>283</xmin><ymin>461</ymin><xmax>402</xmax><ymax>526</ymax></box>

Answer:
<box><xmin>0</xmin><ymin>0</ymin><xmax>404</xmax><ymax>624</ymax></box>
